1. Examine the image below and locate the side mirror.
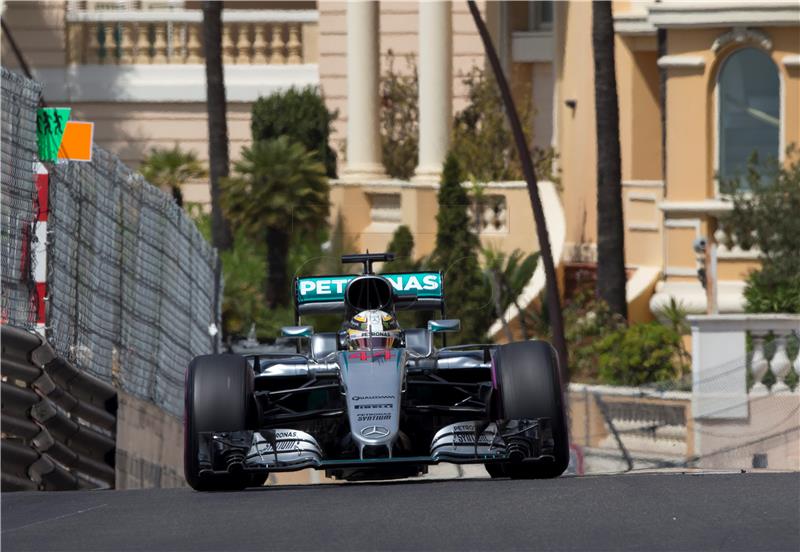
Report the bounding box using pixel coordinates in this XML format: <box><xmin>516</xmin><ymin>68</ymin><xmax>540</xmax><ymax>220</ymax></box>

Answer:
<box><xmin>281</xmin><ymin>325</ymin><xmax>314</xmax><ymax>338</ymax></box>
<box><xmin>428</xmin><ymin>319</ymin><xmax>461</xmax><ymax>333</ymax></box>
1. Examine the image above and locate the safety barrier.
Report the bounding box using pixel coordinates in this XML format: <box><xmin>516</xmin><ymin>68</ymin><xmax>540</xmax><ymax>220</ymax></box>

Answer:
<box><xmin>1</xmin><ymin>66</ymin><xmax>222</xmax><ymax>490</ymax></box>
<box><xmin>1</xmin><ymin>68</ymin><xmax>41</xmax><ymax>330</ymax></box>
<box><xmin>1</xmin><ymin>325</ymin><xmax>117</xmax><ymax>490</ymax></box>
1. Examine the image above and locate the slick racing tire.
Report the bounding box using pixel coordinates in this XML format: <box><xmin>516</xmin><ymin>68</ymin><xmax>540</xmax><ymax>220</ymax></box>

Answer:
<box><xmin>486</xmin><ymin>340</ymin><xmax>569</xmax><ymax>479</ymax></box>
<box><xmin>184</xmin><ymin>354</ymin><xmax>254</xmax><ymax>491</ymax></box>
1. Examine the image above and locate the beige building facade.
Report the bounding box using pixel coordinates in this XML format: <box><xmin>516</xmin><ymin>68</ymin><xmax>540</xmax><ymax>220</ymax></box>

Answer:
<box><xmin>1</xmin><ymin>0</ymin><xmax>319</xmax><ymax>203</ymax></box>
<box><xmin>320</xmin><ymin>0</ymin><xmax>800</xmax><ymax>339</ymax></box>
<box><xmin>3</xmin><ymin>1</ymin><xmax>799</xmax><ymax>339</ymax></box>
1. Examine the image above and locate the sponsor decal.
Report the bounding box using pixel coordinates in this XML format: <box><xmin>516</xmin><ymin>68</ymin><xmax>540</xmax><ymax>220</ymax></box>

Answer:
<box><xmin>259</xmin><ymin>441</ymin><xmax>299</xmax><ymax>452</ymax></box>
<box><xmin>354</xmin><ymin>403</ymin><xmax>393</xmax><ymax>409</ymax></box>
<box><xmin>275</xmin><ymin>431</ymin><xmax>297</xmax><ymax>439</ymax></box>
<box><xmin>454</xmin><ymin>434</ymin><xmax>494</xmax><ymax>444</ymax></box>
<box><xmin>360</xmin><ymin>426</ymin><xmax>391</xmax><ymax>438</ymax></box>
<box><xmin>349</xmin><ymin>350</ymin><xmax>395</xmax><ymax>361</ymax></box>
<box><xmin>356</xmin><ymin>413</ymin><xmax>392</xmax><ymax>422</ymax></box>
<box><xmin>453</xmin><ymin>424</ymin><xmax>477</xmax><ymax>432</ymax></box>
<box><xmin>384</xmin><ymin>273</ymin><xmax>441</xmax><ymax>293</ymax></box>
<box><xmin>352</xmin><ymin>395</ymin><xmax>396</xmax><ymax>401</ymax></box>
<box><xmin>296</xmin><ymin>272</ymin><xmax>442</xmax><ymax>303</ymax></box>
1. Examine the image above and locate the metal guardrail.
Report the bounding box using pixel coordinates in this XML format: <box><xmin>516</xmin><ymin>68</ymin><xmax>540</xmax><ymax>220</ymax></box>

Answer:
<box><xmin>1</xmin><ymin>325</ymin><xmax>117</xmax><ymax>491</ymax></box>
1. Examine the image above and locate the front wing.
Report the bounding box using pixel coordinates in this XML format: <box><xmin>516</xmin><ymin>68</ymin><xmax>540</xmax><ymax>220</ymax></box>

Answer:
<box><xmin>197</xmin><ymin>418</ymin><xmax>555</xmax><ymax>478</ymax></box>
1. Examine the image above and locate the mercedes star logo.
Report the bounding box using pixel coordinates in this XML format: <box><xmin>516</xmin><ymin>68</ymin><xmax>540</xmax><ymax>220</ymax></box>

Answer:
<box><xmin>360</xmin><ymin>426</ymin><xmax>390</xmax><ymax>438</ymax></box>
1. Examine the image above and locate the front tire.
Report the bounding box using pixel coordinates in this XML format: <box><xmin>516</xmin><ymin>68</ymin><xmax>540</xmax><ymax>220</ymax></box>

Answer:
<box><xmin>486</xmin><ymin>340</ymin><xmax>569</xmax><ymax>479</ymax></box>
<box><xmin>184</xmin><ymin>354</ymin><xmax>254</xmax><ymax>491</ymax></box>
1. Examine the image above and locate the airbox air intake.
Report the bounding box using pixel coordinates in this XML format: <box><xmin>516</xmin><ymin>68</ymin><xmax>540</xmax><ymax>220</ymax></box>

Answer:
<box><xmin>345</xmin><ymin>276</ymin><xmax>394</xmax><ymax>312</ymax></box>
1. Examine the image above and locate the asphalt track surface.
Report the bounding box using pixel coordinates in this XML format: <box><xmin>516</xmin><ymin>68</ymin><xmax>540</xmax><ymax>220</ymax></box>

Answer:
<box><xmin>3</xmin><ymin>472</ymin><xmax>799</xmax><ymax>551</ymax></box>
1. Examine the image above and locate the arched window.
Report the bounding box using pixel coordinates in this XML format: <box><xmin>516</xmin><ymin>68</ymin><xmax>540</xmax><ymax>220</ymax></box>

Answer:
<box><xmin>718</xmin><ymin>47</ymin><xmax>780</xmax><ymax>183</ymax></box>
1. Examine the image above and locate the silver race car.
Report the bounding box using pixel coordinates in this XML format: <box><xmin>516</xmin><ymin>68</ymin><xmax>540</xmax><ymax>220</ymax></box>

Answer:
<box><xmin>184</xmin><ymin>253</ymin><xmax>569</xmax><ymax>490</ymax></box>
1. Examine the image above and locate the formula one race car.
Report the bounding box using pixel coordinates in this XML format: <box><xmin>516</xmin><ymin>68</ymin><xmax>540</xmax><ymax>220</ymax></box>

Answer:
<box><xmin>184</xmin><ymin>253</ymin><xmax>569</xmax><ymax>490</ymax></box>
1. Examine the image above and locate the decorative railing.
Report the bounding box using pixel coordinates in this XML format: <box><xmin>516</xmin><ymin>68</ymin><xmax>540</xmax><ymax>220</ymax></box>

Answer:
<box><xmin>65</xmin><ymin>9</ymin><xmax>318</xmax><ymax>65</ymax></box>
<box><xmin>470</xmin><ymin>194</ymin><xmax>508</xmax><ymax>234</ymax></box>
<box><xmin>689</xmin><ymin>314</ymin><xmax>799</xmax><ymax>471</ymax></box>
<box><xmin>747</xmin><ymin>319</ymin><xmax>800</xmax><ymax>394</ymax></box>
<box><xmin>569</xmin><ymin>384</ymin><xmax>693</xmax><ymax>462</ymax></box>
<box><xmin>713</xmin><ymin>227</ymin><xmax>760</xmax><ymax>260</ymax></box>
<box><xmin>690</xmin><ymin>315</ymin><xmax>800</xmax><ymax>419</ymax></box>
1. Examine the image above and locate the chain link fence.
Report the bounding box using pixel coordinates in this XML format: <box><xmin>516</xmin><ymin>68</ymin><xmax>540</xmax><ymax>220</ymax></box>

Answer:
<box><xmin>47</xmin><ymin>148</ymin><xmax>220</xmax><ymax>416</ymax></box>
<box><xmin>1</xmin><ymin>67</ymin><xmax>220</xmax><ymax>418</ymax></box>
<box><xmin>1</xmin><ymin>68</ymin><xmax>41</xmax><ymax>329</ymax></box>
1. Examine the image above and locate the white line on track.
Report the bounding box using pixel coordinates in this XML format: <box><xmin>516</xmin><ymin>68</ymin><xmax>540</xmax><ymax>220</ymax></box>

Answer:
<box><xmin>2</xmin><ymin>503</ymin><xmax>108</xmax><ymax>534</ymax></box>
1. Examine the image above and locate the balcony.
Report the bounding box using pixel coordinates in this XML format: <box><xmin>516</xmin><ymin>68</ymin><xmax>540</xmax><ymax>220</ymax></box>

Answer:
<box><xmin>36</xmin><ymin>8</ymin><xmax>319</xmax><ymax>103</ymax></box>
<box><xmin>65</xmin><ymin>9</ymin><xmax>318</xmax><ymax>66</ymax></box>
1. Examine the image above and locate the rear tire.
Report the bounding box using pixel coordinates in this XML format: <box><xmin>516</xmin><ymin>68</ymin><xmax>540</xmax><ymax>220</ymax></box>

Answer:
<box><xmin>184</xmin><ymin>354</ymin><xmax>254</xmax><ymax>491</ymax></box>
<box><xmin>486</xmin><ymin>341</ymin><xmax>569</xmax><ymax>479</ymax></box>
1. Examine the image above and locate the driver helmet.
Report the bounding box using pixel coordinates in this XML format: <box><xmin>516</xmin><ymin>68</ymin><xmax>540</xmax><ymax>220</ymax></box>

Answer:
<box><xmin>345</xmin><ymin>310</ymin><xmax>401</xmax><ymax>350</ymax></box>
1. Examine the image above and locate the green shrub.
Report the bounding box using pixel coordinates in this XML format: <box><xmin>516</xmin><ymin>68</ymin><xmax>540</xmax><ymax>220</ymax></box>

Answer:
<box><xmin>563</xmin><ymin>293</ymin><xmax>626</xmax><ymax>381</ymax></box>
<box><xmin>431</xmin><ymin>154</ymin><xmax>492</xmax><ymax>343</ymax></box>
<box><xmin>380</xmin><ymin>225</ymin><xmax>424</xmax><ymax>327</ymax></box>
<box><xmin>251</xmin><ymin>87</ymin><xmax>338</xmax><ymax>178</ymax></box>
<box><xmin>743</xmin><ymin>267</ymin><xmax>800</xmax><ymax>314</ymax></box>
<box><xmin>655</xmin><ymin>297</ymin><xmax>691</xmax><ymax>379</ymax></box>
<box><xmin>184</xmin><ymin>208</ymin><xmax>295</xmax><ymax>341</ymax></box>
<box><xmin>384</xmin><ymin>225</ymin><xmax>416</xmax><ymax>272</ymax></box>
<box><xmin>450</xmin><ymin>66</ymin><xmax>558</xmax><ymax>184</ymax></box>
<box><xmin>594</xmin><ymin>322</ymin><xmax>682</xmax><ymax>386</ymax></box>
<box><xmin>380</xmin><ymin>52</ymin><xmax>418</xmax><ymax>179</ymax></box>
<box><xmin>719</xmin><ymin>149</ymin><xmax>800</xmax><ymax>313</ymax></box>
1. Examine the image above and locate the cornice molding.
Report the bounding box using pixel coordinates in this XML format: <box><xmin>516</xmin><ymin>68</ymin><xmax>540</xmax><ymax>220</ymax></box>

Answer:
<box><xmin>648</xmin><ymin>2</ymin><xmax>800</xmax><ymax>28</ymax></box>
<box><xmin>657</xmin><ymin>55</ymin><xmax>706</xmax><ymax>69</ymax></box>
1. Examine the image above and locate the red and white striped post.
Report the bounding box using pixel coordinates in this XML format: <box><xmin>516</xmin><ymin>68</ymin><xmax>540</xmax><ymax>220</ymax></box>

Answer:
<box><xmin>33</xmin><ymin>161</ymin><xmax>49</xmax><ymax>336</ymax></box>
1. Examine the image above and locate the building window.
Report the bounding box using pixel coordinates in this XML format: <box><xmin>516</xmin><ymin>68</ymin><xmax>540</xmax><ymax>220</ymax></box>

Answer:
<box><xmin>718</xmin><ymin>47</ymin><xmax>780</xmax><ymax>184</ymax></box>
<box><xmin>368</xmin><ymin>193</ymin><xmax>401</xmax><ymax>225</ymax></box>
<box><xmin>528</xmin><ymin>1</ymin><xmax>553</xmax><ymax>32</ymax></box>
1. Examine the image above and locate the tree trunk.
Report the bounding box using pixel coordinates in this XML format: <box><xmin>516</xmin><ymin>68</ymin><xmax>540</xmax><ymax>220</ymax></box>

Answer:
<box><xmin>265</xmin><ymin>226</ymin><xmax>290</xmax><ymax>309</ymax></box>
<box><xmin>467</xmin><ymin>1</ymin><xmax>569</xmax><ymax>384</ymax></box>
<box><xmin>592</xmin><ymin>1</ymin><xmax>628</xmax><ymax>320</ymax></box>
<box><xmin>202</xmin><ymin>1</ymin><xmax>233</xmax><ymax>251</ymax></box>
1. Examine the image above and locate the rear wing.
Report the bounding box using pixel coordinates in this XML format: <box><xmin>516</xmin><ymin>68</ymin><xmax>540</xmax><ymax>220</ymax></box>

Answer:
<box><xmin>294</xmin><ymin>271</ymin><xmax>444</xmax><ymax>316</ymax></box>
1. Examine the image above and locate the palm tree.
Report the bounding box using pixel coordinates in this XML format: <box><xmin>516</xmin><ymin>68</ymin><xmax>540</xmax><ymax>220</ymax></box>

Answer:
<box><xmin>222</xmin><ymin>137</ymin><xmax>329</xmax><ymax>308</ymax></box>
<box><xmin>592</xmin><ymin>1</ymin><xmax>628</xmax><ymax>320</ymax></box>
<box><xmin>482</xmin><ymin>247</ymin><xmax>540</xmax><ymax>341</ymax></box>
<box><xmin>140</xmin><ymin>145</ymin><xmax>207</xmax><ymax>206</ymax></box>
<box><xmin>202</xmin><ymin>0</ymin><xmax>233</xmax><ymax>251</ymax></box>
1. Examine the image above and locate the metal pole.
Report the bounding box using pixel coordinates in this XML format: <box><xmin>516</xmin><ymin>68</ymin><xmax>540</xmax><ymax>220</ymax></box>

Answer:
<box><xmin>594</xmin><ymin>393</ymin><xmax>634</xmax><ymax>472</ymax></box>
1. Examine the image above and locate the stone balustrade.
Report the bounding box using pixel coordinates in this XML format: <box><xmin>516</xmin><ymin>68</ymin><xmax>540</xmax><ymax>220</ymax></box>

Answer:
<box><xmin>65</xmin><ymin>9</ymin><xmax>318</xmax><ymax>65</ymax></box>
<box><xmin>689</xmin><ymin>315</ymin><xmax>800</xmax><ymax>470</ymax></box>
<box><xmin>713</xmin><ymin>227</ymin><xmax>760</xmax><ymax>260</ymax></box>
<box><xmin>568</xmin><ymin>384</ymin><xmax>693</xmax><ymax>472</ymax></box>
<box><xmin>690</xmin><ymin>314</ymin><xmax>800</xmax><ymax>419</ymax></box>
<box><xmin>469</xmin><ymin>194</ymin><xmax>508</xmax><ymax>234</ymax></box>
<box><xmin>748</xmin><ymin>322</ymin><xmax>800</xmax><ymax>394</ymax></box>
